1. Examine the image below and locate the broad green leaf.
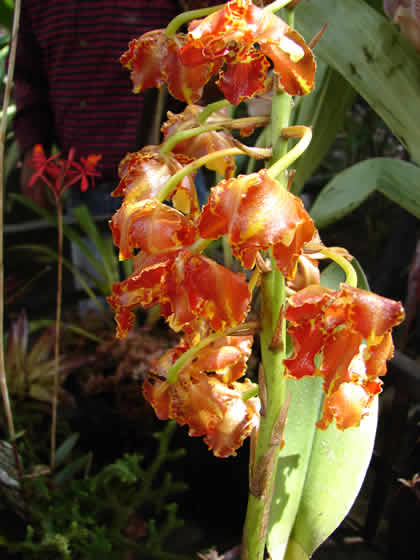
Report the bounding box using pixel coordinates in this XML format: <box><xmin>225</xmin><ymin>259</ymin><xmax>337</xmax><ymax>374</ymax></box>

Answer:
<box><xmin>295</xmin><ymin>0</ymin><xmax>420</xmax><ymax>164</ymax></box>
<box><xmin>291</xmin><ymin>63</ymin><xmax>356</xmax><ymax>195</ymax></box>
<box><xmin>267</xmin><ymin>259</ymin><xmax>377</xmax><ymax>559</ymax></box>
<box><xmin>285</xmin><ymin>399</ymin><xmax>377</xmax><ymax>559</ymax></box>
<box><xmin>310</xmin><ymin>158</ymin><xmax>420</xmax><ymax>228</ymax></box>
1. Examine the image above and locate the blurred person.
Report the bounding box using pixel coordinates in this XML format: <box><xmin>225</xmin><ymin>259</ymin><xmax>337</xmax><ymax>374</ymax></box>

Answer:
<box><xmin>14</xmin><ymin>0</ymin><xmax>199</xmax><ymax>214</ymax></box>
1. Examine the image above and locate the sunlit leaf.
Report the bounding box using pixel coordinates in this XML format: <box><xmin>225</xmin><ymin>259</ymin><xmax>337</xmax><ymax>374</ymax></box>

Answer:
<box><xmin>296</xmin><ymin>0</ymin><xmax>420</xmax><ymax>163</ymax></box>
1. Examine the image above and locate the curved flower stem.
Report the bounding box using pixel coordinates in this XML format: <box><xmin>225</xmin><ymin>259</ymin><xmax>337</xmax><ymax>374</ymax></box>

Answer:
<box><xmin>156</xmin><ymin>147</ymin><xmax>244</xmax><ymax>202</ymax></box>
<box><xmin>267</xmin><ymin>125</ymin><xmax>312</xmax><ymax>180</ymax></box>
<box><xmin>264</xmin><ymin>0</ymin><xmax>295</xmax><ymax>13</ymax></box>
<box><xmin>160</xmin><ymin>116</ymin><xmax>269</xmax><ymax>155</ymax></box>
<box><xmin>165</xmin><ymin>5</ymin><xmax>223</xmax><ymax>36</ymax></box>
<box><xmin>50</xmin><ymin>195</ymin><xmax>64</xmax><ymax>472</ymax></box>
<box><xmin>197</xmin><ymin>100</ymin><xmax>231</xmax><ymax>123</ymax></box>
<box><xmin>321</xmin><ymin>248</ymin><xmax>358</xmax><ymax>287</ymax></box>
<box><xmin>167</xmin><ymin>321</ymin><xmax>260</xmax><ymax>385</ymax></box>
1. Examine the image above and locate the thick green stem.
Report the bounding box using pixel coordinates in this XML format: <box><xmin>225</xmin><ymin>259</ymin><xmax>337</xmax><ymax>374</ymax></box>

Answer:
<box><xmin>242</xmin><ymin>255</ymin><xmax>286</xmax><ymax>560</ymax></box>
<box><xmin>242</xmin><ymin>9</ymin><xmax>296</xmax><ymax>558</ymax></box>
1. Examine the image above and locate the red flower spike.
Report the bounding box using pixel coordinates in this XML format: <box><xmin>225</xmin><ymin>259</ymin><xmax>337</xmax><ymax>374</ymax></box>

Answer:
<box><xmin>180</xmin><ymin>0</ymin><xmax>315</xmax><ymax>104</ymax></box>
<box><xmin>285</xmin><ymin>284</ymin><xmax>405</xmax><ymax>430</ymax></box>
<box><xmin>162</xmin><ymin>105</ymin><xmax>237</xmax><ymax>178</ymax></box>
<box><xmin>30</xmin><ymin>145</ymin><xmax>101</xmax><ymax>198</ymax></box>
<box><xmin>165</xmin><ymin>249</ymin><xmax>251</xmax><ymax>333</ymax></box>
<box><xmin>112</xmin><ymin>147</ymin><xmax>199</xmax><ymax>216</ymax></box>
<box><xmin>198</xmin><ymin>169</ymin><xmax>315</xmax><ymax>278</ymax></box>
<box><xmin>143</xmin><ymin>371</ymin><xmax>259</xmax><ymax>457</ymax></box>
<box><xmin>110</xmin><ymin>198</ymin><xmax>197</xmax><ymax>260</ymax></box>
<box><xmin>120</xmin><ymin>29</ymin><xmax>215</xmax><ymax>103</ymax></box>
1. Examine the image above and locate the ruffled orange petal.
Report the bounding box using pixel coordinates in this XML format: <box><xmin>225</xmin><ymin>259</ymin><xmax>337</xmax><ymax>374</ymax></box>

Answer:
<box><xmin>110</xmin><ymin>199</ymin><xmax>197</xmax><ymax>260</ymax></box>
<box><xmin>113</xmin><ymin>147</ymin><xmax>198</xmax><ymax>211</ymax></box>
<box><xmin>143</xmin><ymin>371</ymin><xmax>259</xmax><ymax>457</ymax></box>
<box><xmin>198</xmin><ymin>169</ymin><xmax>315</xmax><ymax>278</ymax></box>
<box><xmin>107</xmin><ymin>253</ymin><xmax>174</xmax><ymax>338</ymax></box>
<box><xmin>180</xmin><ymin>0</ymin><xmax>315</xmax><ymax>101</ymax></box>
<box><xmin>217</xmin><ymin>45</ymin><xmax>271</xmax><ymax>105</ymax></box>
<box><xmin>152</xmin><ymin>333</ymin><xmax>253</xmax><ymax>384</ymax></box>
<box><xmin>162</xmin><ymin>105</ymin><xmax>236</xmax><ymax>178</ymax></box>
<box><xmin>121</xmin><ymin>29</ymin><xmax>213</xmax><ymax>103</ymax></box>
<box><xmin>317</xmin><ymin>383</ymin><xmax>370</xmax><ymax>431</ymax></box>
<box><xmin>120</xmin><ymin>30</ymin><xmax>168</xmax><ymax>93</ymax></box>
<box><xmin>165</xmin><ymin>249</ymin><xmax>251</xmax><ymax>332</ymax></box>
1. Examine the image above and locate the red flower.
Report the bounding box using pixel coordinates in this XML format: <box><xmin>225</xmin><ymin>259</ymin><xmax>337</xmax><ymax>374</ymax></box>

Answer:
<box><xmin>284</xmin><ymin>284</ymin><xmax>405</xmax><ymax>430</ymax></box>
<box><xmin>120</xmin><ymin>29</ymin><xmax>217</xmax><ymax>103</ymax></box>
<box><xmin>198</xmin><ymin>169</ymin><xmax>315</xmax><ymax>279</ymax></box>
<box><xmin>180</xmin><ymin>0</ymin><xmax>316</xmax><ymax>104</ymax></box>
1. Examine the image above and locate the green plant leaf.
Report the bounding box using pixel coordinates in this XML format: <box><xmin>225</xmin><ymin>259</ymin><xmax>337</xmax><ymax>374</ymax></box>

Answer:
<box><xmin>54</xmin><ymin>433</ymin><xmax>80</xmax><ymax>469</ymax></box>
<box><xmin>310</xmin><ymin>158</ymin><xmax>420</xmax><ymax>228</ymax></box>
<box><xmin>284</xmin><ymin>400</ymin><xmax>377</xmax><ymax>559</ymax></box>
<box><xmin>267</xmin><ymin>259</ymin><xmax>377</xmax><ymax>559</ymax></box>
<box><xmin>291</xmin><ymin>63</ymin><xmax>356</xmax><ymax>195</ymax></box>
<box><xmin>295</xmin><ymin>0</ymin><xmax>420</xmax><ymax>164</ymax></box>
<box><xmin>73</xmin><ymin>205</ymin><xmax>118</xmax><ymax>289</ymax></box>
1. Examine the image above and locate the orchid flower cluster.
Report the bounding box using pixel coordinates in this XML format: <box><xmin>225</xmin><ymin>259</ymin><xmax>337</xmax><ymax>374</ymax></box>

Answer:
<box><xmin>107</xmin><ymin>0</ymin><xmax>404</xmax><ymax>460</ymax></box>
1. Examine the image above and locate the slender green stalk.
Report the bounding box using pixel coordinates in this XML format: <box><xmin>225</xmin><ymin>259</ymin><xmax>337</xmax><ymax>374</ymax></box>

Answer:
<box><xmin>197</xmin><ymin>99</ymin><xmax>231</xmax><ymax>123</ymax></box>
<box><xmin>156</xmin><ymin>147</ymin><xmax>243</xmax><ymax>202</ymax></box>
<box><xmin>50</xmin><ymin>196</ymin><xmax>64</xmax><ymax>471</ymax></box>
<box><xmin>165</xmin><ymin>5</ymin><xmax>223</xmax><ymax>36</ymax></box>
<box><xmin>160</xmin><ymin>116</ymin><xmax>268</xmax><ymax>155</ymax></box>
<box><xmin>0</xmin><ymin>0</ymin><xmax>21</xmax><ymax>465</ymax></box>
<box><xmin>167</xmin><ymin>321</ymin><xmax>260</xmax><ymax>384</ymax></box>
<box><xmin>321</xmin><ymin>248</ymin><xmax>358</xmax><ymax>287</ymax></box>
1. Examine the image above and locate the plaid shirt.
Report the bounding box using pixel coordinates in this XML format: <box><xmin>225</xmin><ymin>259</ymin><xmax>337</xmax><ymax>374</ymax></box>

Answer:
<box><xmin>14</xmin><ymin>0</ymin><xmax>183</xmax><ymax>181</ymax></box>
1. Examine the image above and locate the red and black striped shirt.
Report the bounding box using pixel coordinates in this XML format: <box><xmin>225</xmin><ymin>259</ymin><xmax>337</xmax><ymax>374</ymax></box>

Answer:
<box><xmin>14</xmin><ymin>0</ymin><xmax>183</xmax><ymax>181</ymax></box>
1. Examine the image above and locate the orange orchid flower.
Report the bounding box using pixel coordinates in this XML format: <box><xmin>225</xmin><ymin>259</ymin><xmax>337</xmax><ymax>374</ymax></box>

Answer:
<box><xmin>284</xmin><ymin>284</ymin><xmax>405</xmax><ymax>430</ymax></box>
<box><xmin>120</xmin><ymin>29</ymin><xmax>218</xmax><ymax>103</ymax></box>
<box><xmin>164</xmin><ymin>249</ymin><xmax>251</xmax><ymax>332</ymax></box>
<box><xmin>108</xmin><ymin>249</ymin><xmax>251</xmax><ymax>338</ymax></box>
<box><xmin>110</xmin><ymin>198</ymin><xmax>197</xmax><ymax>260</ymax></box>
<box><xmin>152</xmin><ymin>334</ymin><xmax>254</xmax><ymax>384</ymax></box>
<box><xmin>180</xmin><ymin>0</ymin><xmax>316</xmax><ymax>104</ymax></box>
<box><xmin>161</xmin><ymin>104</ymin><xmax>237</xmax><ymax>178</ymax></box>
<box><xmin>112</xmin><ymin>147</ymin><xmax>199</xmax><ymax>216</ymax></box>
<box><xmin>144</xmin><ymin>342</ymin><xmax>259</xmax><ymax>457</ymax></box>
<box><xmin>198</xmin><ymin>169</ymin><xmax>315</xmax><ymax>279</ymax></box>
